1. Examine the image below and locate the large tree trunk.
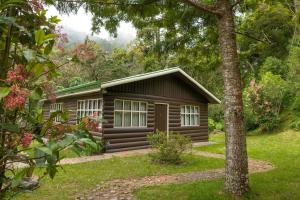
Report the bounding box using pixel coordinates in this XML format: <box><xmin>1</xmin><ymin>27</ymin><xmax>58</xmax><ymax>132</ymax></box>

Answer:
<box><xmin>216</xmin><ymin>0</ymin><xmax>249</xmax><ymax>195</ymax></box>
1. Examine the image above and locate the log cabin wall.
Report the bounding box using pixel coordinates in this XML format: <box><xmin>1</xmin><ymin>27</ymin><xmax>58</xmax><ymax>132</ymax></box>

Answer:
<box><xmin>42</xmin><ymin>92</ymin><xmax>102</xmax><ymax>139</ymax></box>
<box><xmin>103</xmin><ymin>74</ymin><xmax>209</xmax><ymax>152</ymax></box>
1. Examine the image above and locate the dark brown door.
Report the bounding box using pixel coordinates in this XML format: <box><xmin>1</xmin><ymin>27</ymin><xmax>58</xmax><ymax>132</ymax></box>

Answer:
<box><xmin>154</xmin><ymin>104</ymin><xmax>168</xmax><ymax>132</ymax></box>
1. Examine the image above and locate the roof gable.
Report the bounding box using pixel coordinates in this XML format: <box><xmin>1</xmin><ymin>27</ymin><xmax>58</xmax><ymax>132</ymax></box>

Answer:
<box><xmin>102</xmin><ymin>68</ymin><xmax>221</xmax><ymax>104</ymax></box>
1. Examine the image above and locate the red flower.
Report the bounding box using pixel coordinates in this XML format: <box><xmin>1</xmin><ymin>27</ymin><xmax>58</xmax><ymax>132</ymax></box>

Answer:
<box><xmin>4</xmin><ymin>85</ymin><xmax>29</xmax><ymax>109</ymax></box>
<box><xmin>22</xmin><ymin>132</ymin><xmax>33</xmax><ymax>148</ymax></box>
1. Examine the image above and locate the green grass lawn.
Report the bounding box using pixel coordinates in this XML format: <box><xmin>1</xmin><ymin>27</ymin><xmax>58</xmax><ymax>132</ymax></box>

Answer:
<box><xmin>136</xmin><ymin>130</ymin><xmax>300</xmax><ymax>200</ymax></box>
<box><xmin>15</xmin><ymin>154</ymin><xmax>224</xmax><ymax>200</ymax></box>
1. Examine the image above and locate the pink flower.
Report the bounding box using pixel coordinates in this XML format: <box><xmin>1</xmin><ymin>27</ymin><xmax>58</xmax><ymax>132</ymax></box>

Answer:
<box><xmin>4</xmin><ymin>85</ymin><xmax>29</xmax><ymax>109</ymax></box>
<box><xmin>22</xmin><ymin>132</ymin><xmax>33</xmax><ymax>148</ymax></box>
<box><xmin>6</xmin><ymin>64</ymin><xmax>26</xmax><ymax>83</ymax></box>
<box><xmin>30</xmin><ymin>0</ymin><xmax>44</xmax><ymax>12</ymax></box>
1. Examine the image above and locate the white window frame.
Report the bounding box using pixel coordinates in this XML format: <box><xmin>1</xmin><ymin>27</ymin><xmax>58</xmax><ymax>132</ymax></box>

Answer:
<box><xmin>180</xmin><ymin>105</ymin><xmax>200</xmax><ymax>127</ymax></box>
<box><xmin>76</xmin><ymin>98</ymin><xmax>103</xmax><ymax>127</ymax></box>
<box><xmin>50</xmin><ymin>103</ymin><xmax>63</xmax><ymax>122</ymax></box>
<box><xmin>114</xmin><ymin>99</ymin><xmax>147</xmax><ymax>128</ymax></box>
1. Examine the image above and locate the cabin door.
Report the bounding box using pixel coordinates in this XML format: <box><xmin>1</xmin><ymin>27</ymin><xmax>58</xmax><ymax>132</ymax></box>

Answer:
<box><xmin>154</xmin><ymin>103</ymin><xmax>168</xmax><ymax>132</ymax></box>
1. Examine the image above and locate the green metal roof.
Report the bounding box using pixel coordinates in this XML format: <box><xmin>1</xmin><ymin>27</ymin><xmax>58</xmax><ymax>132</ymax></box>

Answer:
<box><xmin>55</xmin><ymin>81</ymin><xmax>101</xmax><ymax>96</ymax></box>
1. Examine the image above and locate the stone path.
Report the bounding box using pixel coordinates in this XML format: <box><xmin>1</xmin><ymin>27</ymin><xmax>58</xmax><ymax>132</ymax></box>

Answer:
<box><xmin>75</xmin><ymin>151</ymin><xmax>274</xmax><ymax>200</ymax></box>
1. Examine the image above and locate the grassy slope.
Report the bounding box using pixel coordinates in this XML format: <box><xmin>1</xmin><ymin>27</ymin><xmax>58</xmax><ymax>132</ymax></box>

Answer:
<box><xmin>16</xmin><ymin>154</ymin><xmax>224</xmax><ymax>200</ymax></box>
<box><xmin>136</xmin><ymin>130</ymin><xmax>300</xmax><ymax>200</ymax></box>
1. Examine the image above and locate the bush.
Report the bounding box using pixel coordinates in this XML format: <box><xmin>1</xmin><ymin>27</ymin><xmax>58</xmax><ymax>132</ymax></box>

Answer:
<box><xmin>260</xmin><ymin>57</ymin><xmax>289</xmax><ymax>79</ymax></box>
<box><xmin>290</xmin><ymin>118</ymin><xmax>300</xmax><ymax>131</ymax></box>
<box><xmin>147</xmin><ymin>131</ymin><xmax>192</xmax><ymax>164</ymax></box>
<box><xmin>209</xmin><ymin>104</ymin><xmax>224</xmax><ymax>122</ymax></box>
<box><xmin>208</xmin><ymin>118</ymin><xmax>216</xmax><ymax>132</ymax></box>
<box><xmin>246</xmin><ymin>72</ymin><xmax>289</xmax><ymax>132</ymax></box>
<box><xmin>292</xmin><ymin>94</ymin><xmax>300</xmax><ymax>113</ymax></box>
<box><xmin>244</xmin><ymin>106</ymin><xmax>259</xmax><ymax>131</ymax></box>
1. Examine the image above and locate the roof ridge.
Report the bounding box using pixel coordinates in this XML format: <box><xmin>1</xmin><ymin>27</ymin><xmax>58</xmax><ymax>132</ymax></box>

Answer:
<box><xmin>101</xmin><ymin>67</ymin><xmax>180</xmax><ymax>85</ymax></box>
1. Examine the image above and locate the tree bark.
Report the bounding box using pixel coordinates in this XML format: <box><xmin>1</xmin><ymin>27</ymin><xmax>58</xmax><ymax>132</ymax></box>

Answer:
<box><xmin>216</xmin><ymin>0</ymin><xmax>249</xmax><ymax>195</ymax></box>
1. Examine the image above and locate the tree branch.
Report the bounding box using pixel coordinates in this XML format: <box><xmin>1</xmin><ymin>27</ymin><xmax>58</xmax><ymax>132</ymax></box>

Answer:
<box><xmin>235</xmin><ymin>31</ymin><xmax>272</xmax><ymax>45</ymax></box>
<box><xmin>180</xmin><ymin>0</ymin><xmax>221</xmax><ymax>16</ymax></box>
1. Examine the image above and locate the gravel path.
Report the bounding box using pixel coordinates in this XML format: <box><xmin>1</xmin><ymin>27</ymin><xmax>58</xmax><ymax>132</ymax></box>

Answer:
<box><xmin>75</xmin><ymin>151</ymin><xmax>274</xmax><ymax>200</ymax></box>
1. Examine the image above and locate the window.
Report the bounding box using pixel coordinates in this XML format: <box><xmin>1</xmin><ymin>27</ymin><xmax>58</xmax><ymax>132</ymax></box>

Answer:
<box><xmin>77</xmin><ymin>99</ymin><xmax>103</xmax><ymax>126</ymax></box>
<box><xmin>50</xmin><ymin>103</ymin><xmax>63</xmax><ymax>122</ymax></box>
<box><xmin>181</xmin><ymin>105</ymin><xmax>199</xmax><ymax>126</ymax></box>
<box><xmin>114</xmin><ymin>99</ymin><xmax>147</xmax><ymax>128</ymax></box>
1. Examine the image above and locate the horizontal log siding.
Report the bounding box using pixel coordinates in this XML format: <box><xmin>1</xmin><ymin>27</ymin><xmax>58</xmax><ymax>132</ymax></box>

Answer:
<box><xmin>42</xmin><ymin>92</ymin><xmax>102</xmax><ymax>137</ymax></box>
<box><xmin>103</xmin><ymin>93</ymin><xmax>208</xmax><ymax>152</ymax></box>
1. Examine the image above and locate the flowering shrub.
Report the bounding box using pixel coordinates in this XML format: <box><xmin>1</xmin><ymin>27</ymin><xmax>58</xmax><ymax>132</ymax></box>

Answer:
<box><xmin>246</xmin><ymin>72</ymin><xmax>289</xmax><ymax>131</ymax></box>
<box><xmin>0</xmin><ymin>1</ymin><xmax>99</xmax><ymax>197</ymax></box>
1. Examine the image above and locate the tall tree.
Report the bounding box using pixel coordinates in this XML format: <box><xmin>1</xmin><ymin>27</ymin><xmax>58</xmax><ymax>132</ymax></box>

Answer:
<box><xmin>54</xmin><ymin>0</ymin><xmax>249</xmax><ymax>195</ymax></box>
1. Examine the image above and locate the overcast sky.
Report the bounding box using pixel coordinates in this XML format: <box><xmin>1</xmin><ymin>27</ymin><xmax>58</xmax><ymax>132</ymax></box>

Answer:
<box><xmin>46</xmin><ymin>6</ymin><xmax>137</xmax><ymax>41</ymax></box>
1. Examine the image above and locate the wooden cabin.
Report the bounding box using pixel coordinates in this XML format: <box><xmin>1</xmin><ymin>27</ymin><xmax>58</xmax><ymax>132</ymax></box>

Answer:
<box><xmin>42</xmin><ymin>68</ymin><xmax>221</xmax><ymax>152</ymax></box>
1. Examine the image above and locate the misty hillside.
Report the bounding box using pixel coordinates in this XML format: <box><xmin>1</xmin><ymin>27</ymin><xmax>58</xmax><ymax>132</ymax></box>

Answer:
<box><xmin>62</xmin><ymin>26</ymin><xmax>135</xmax><ymax>51</ymax></box>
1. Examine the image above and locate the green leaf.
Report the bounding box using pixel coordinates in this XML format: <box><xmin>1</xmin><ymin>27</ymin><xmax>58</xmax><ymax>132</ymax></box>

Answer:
<box><xmin>0</xmin><ymin>123</ymin><xmax>20</xmax><ymax>133</ymax></box>
<box><xmin>30</xmin><ymin>87</ymin><xmax>43</xmax><ymax>100</ymax></box>
<box><xmin>23</xmin><ymin>49</ymin><xmax>37</xmax><ymax>61</ymax></box>
<box><xmin>35</xmin><ymin>29</ymin><xmax>45</xmax><ymax>46</ymax></box>
<box><xmin>37</xmin><ymin>146</ymin><xmax>53</xmax><ymax>156</ymax></box>
<box><xmin>58</xmin><ymin>135</ymin><xmax>75</xmax><ymax>149</ymax></box>
<box><xmin>11</xmin><ymin>168</ymin><xmax>28</xmax><ymax>188</ymax></box>
<box><xmin>48</xmin><ymin>15</ymin><xmax>61</xmax><ymax>23</ymax></box>
<box><xmin>61</xmin><ymin>111</ymin><xmax>68</xmax><ymax>122</ymax></box>
<box><xmin>79</xmin><ymin>138</ymin><xmax>98</xmax><ymax>150</ymax></box>
<box><xmin>44</xmin><ymin>40</ymin><xmax>55</xmax><ymax>55</ymax></box>
<box><xmin>0</xmin><ymin>87</ymin><xmax>10</xmax><ymax>100</ymax></box>
<box><xmin>44</xmin><ymin>34</ymin><xmax>57</xmax><ymax>41</ymax></box>
<box><xmin>31</xmin><ymin>63</ymin><xmax>44</xmax><ymax>77</ymax></box>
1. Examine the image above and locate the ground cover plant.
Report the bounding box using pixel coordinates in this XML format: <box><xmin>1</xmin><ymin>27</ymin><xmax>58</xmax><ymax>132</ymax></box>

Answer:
<box><xmin>136</xmin><ymin>130</ymin><xmax>300</xmax><ymax>200</ymax></box>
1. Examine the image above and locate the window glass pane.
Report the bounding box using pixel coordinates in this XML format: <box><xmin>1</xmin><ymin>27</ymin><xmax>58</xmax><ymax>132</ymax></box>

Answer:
<box><xmin>185</xmin><ymin>114</ymin><xmax>190</xmax><ymax>125</ymax></box>
<box><xmin>140</xmin><ymin>102</ymin><xmax>147</xmax><ymax>111</ymax></box>
<box><xmin>191</xmin><ymin>114</ymin><xmax>195</xmax><ymax>125</ymax></box>
<box><xmin>140</xmin><ymin>113</ymin><xmax>146</xmax><ymax>126</ymax></box>
<box><xmin>186</xmin><ymin>106</ymin><xmax>190</xmax><ymax>113</ymax></box>
<box><xmin>181</xmin><ymin>114</ymin><xmax>185</xmax><ymax>125</ymax></box>
<box><xmin>132</xmin><ymin>112</ymin><xmax>139</xmax><ymax>126</ymax></box>
<box><xmin>115</xmin><ymin>111</ymin><xmax>122</xmax><ymax>127</ymax></box>
<box><xmin>181</xmin><ymin>106</ymin><xmax>185</xmax><ymax>113</ymax></box>
<box><xmin>140</xmin><ymin>102</ymin><xmax>146</xmax><ymax>111</ymax></box>
<box><xmin>124</xmin><ymin>112</ymin><xmax>131</xmax><ymax>127</ymax></box>
<box><xmin>94</xmin><ymin>100</ymin><xmax>97</xmax><ymax>110</ymax></box>
<box><xmin>124</xmin><ymin>101</ymin><xmax>131</xmax><ymax>110</ymax></box>
<box><xmin>132</xmin><ymin>102</ymin><xmax>139</xmax><ymax>111</ymax></box>
<box><xmin>195</xmin><ymin>106</ymin><xmax>199</xmax><ymax>114</ymax></box>
<box><xmin>195</xmin><ymin>115</ymin><xmax>199</xmax><ymax>125</ymax></box>
<box><xmin>98</xmin><ymin>100</ymin><xmax>102</xmax><ymax>110</ymax></box>
<box><xmin>115</xmin><ymin>100</ymin><xmax>123</xmax><ymax>110</ymax></box>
